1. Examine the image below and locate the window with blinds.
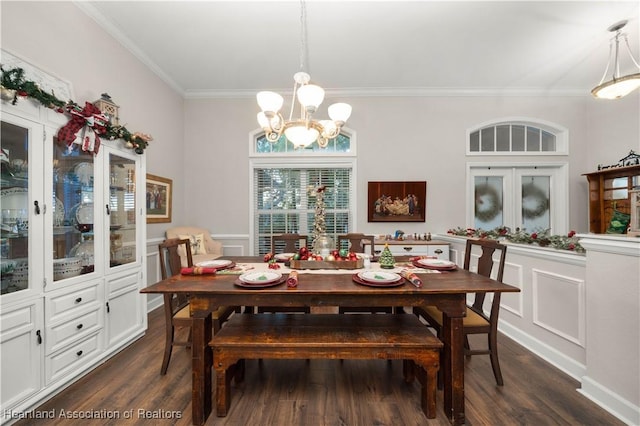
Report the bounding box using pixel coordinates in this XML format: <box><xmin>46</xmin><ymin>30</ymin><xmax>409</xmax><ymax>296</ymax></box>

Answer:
<box><xmin>253</xmin><ymin>167</ymin><xmax>353</xmax><ymax>255</ymax></box>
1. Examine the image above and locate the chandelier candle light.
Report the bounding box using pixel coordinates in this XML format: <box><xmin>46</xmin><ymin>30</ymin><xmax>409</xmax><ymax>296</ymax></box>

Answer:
<box><xmin>592</xmin><ymin>20</ymin><xmax>640</xmax><ymax>99</ymax></box>
<box><xmin>256</xmin><ymin>0</ymin><xmax>352</xmax><ymax>148</ymax></box>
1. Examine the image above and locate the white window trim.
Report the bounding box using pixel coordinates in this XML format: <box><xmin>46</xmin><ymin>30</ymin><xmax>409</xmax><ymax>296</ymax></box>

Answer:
<box><xmin>466</xmin><ymin>116</ymin><xmax>569</xmax><ymax>156</ymax></box>
<box><xmin>466</xmin><ymin>162</ymin><xmax>569</xmax><ymax>234</ymax></box>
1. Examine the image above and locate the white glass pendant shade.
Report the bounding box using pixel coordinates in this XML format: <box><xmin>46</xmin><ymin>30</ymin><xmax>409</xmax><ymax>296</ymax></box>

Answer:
<box><xmin>257</xmin><ymin>91</ymin><xmax>284</xmax><ymax>113</ymax></box>
<box><xmin>328</xmin><ymin>102</ymin><xmax>352</xmax><ymax>123</ymax></box>
<box><xmin>257</xmin><ymin>112</ymin><xmax>270</xmax><ymax>128</ymax></box>
<box><xmin>284</xmin><ymin>124</ymin><xmax>319</xmax><ymax>147</ymax></box>
<box><xmin>297</xmin><ymin>84</ymin><xmax>325</xmax><ymax>111</ymax></box>
<box><xmin>592</xmin><ymin>73</ymin><xmax>640</xmax><ymax>99</ymax></box>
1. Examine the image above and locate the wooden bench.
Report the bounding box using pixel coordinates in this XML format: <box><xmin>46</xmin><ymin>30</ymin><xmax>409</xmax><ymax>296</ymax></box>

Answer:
<box><xmin>210</xmin><ymin>313</ymin><xmax>443</xmax><ymax>419</ymax></box>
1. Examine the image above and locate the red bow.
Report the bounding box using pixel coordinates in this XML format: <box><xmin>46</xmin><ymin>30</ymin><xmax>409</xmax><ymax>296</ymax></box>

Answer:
<box><xmin>57</xmin><ymin>102</ymin><xmax>108</xmax><ymax>154</ymax></box>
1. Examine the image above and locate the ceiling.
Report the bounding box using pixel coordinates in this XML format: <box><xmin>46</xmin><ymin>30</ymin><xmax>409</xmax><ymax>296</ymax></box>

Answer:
<box><xmin>76</xmin><ymin>1</ymin><xmax>640</xmax><ymax>98</ymax></box>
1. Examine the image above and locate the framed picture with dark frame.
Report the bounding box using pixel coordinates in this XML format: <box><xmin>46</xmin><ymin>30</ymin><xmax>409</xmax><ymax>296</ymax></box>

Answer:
<box><xmin>368</xmin><ymin>181</ymin><xmax>426</xmax><ymax>222</ymax></box>
<box><xmin>146</xmin><ymin>174</ymin><xmax>172</xmax><ymax>223</ymax></box>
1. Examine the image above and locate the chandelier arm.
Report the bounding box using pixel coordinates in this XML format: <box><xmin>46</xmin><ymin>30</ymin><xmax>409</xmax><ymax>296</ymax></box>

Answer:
<box><xmin>598</xmin><ymin>40</ymin><xmax>614</xmax><ymax>85</ymax></box>
<box><xmin>622</xmin><ymin>35</ymin><xmax>640</xmax><ymax>70</ymax></box>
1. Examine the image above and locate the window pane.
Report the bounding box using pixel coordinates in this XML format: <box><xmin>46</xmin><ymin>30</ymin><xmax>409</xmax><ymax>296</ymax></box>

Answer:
<box><xmin>470</xmin><ymin>131</ymin><xmax>480</xmax><ymax>152</ymax></box>
<box><xmin>522</xmin><ymin>176</ymin><xmax>550</xmax><ymax>231</ymax></box>
<box><xmin>481</xmin><ymin>127</ymin><xmax>494</xmax><ymax>152</ymax></box>
<box><xmin>496</xmin><ymin>125</ymin><xmax>510</xmax><ymax>151</ymax></box>
<box><xmin>512</xmin><ymin>125</ymin><xmax>525</xmax><ymax>151</ymax></box>
<box><xmin>541</xmin><ymin>130</ymin><xmax>555</xmax><ymax>151</ymax></box>
<box><xmin>474</xmin><ymin>176</ymin><xmax>503</xmax><ymax>229</ymax></box>
<box><xmin>526</xmin><ymin>127</ymin><xmax>540</xmax><ymax>151</ymax></box>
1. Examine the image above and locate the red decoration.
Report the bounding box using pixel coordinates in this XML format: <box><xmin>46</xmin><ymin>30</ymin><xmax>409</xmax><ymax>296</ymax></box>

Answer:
<box><xmin>57</xmin><ymin>102</ymin><xmax>108</xmax><ymax>154</ymax></box>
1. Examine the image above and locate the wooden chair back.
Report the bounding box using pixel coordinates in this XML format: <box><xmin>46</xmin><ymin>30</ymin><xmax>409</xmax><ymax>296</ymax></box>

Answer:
<box><xmin>158</xmin><ymin>238</ymin><xmax>193</xmax><ymax>319</ymax></box>
<box><xmin>271</xmin><ymin>233</ymin><xmax>308</xmax><ymax>253</ymax></box>
<box><xmin>337</xmin><ymin>233</ymin><xmax>376</xmax><ymax>256</ymax></box>
<box><xmin>463</xmin><ymin>238</ymin><xmax>507</xmax><ymax>320</ymax></box>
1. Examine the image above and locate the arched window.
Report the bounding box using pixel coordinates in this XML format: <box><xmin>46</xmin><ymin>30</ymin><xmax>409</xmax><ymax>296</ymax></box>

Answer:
<box><xmin>468</xmin><ymin>119</ymin><xmax>568</xmax><ymax>155</ymax></box>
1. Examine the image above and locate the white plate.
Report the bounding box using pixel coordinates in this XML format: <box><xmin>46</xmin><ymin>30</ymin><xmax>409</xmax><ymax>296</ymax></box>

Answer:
<box><xmin>74</xmin><ymin>162</ymin><xmax>93</xmax><ymax>186</ymax></box>
<box><xmin>195</xmin><ymin>259</ymin><xmax>233</xmax><ymax>268</ymax></box>
<box><xmin>357</xmin><ymin>271</ymin><xmax>401</xmax><ymax>284</ymax></box>
<box><xmin>417</xmin><ymin>259</ymin><xmax>456</xmax><ymax>269</ymax></box>
<box><xmin>53</xmin><ymin>196</ymin><xmax>65</xmax><ymax>226</ymax></box>
<box><xmin>76</xmin><ymin>203</ymin><xmax>94</xmax><ymax>224</ymax></box>
<box><xmin>239</xmin><ymin>271</ymin><xmax>282</xmax><ymax>284</ymax></box>
<box><xmin>274</xmin><ymin>253</ymin><xmax>295</xmax><ymax>261</ymax></box>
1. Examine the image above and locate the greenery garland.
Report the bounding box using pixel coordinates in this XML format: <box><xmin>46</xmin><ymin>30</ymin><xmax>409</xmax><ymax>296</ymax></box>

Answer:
<box><xmin>521</xmin><ymin>182</ymin><xmax>550</xmax><ymax>219</ymax></box>
<box><xmin>1</xmin><ymin>66</ymin><xmax>151</xmax><ymax>154</ymax></box>
<box><xmin>474</xmin><ymin>183</ymin><xmax>501</xmax><ymax>222</ymax></box>
<box><xmin>447</xmin><ymin>226</ymin><xmax>584</xmax><ymax>253</ymax></box>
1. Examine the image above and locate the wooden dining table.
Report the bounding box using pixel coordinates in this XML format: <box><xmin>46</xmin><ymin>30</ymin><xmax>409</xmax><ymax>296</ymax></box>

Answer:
<box><xmin>141</xmin><ymin>256</ymin><xmax>519</xmax><ymax>425</ymax></box>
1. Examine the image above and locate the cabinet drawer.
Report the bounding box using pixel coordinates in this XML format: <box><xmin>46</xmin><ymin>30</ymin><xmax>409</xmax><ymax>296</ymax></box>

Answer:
<box><xmin>46</xmin><ymin>307</ymin><xmax>102</xmax><ymax>354</ymax></box>
<box><xmin>46</xmin><ymin>282</ymin><xmax>101</xmax><ymax>323</ymax></box>
<box><xmin>46</xmin><ymin>332</ymin><xmax>102</xmax><ymax>385</ymax></box>
<box><xmin>373</xmin><ymin>243</ymin><xmax>449</xmax><ymax>260</ymax></box>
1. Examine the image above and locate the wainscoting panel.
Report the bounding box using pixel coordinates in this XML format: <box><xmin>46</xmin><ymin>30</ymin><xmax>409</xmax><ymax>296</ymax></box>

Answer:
<box><xmin>532</xmin><ymin>268</ymin><xmax>585</xmax><ymax>347</ymax></box>
<box><xmin>501</xmin><ymin>261</ymin><xmax>523</xmax><ymax>317</ymax></box>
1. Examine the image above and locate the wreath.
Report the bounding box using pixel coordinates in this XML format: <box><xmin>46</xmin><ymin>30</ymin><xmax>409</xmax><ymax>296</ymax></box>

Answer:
<box><xmin>475</xmin><ymin>184</ymin><xmax>501</xmax><ymax>222</ymax></box>
<box><xmin>521</xmin><ymin>183</ymin><xmax>550</xmax><ymax>219</ymax></box>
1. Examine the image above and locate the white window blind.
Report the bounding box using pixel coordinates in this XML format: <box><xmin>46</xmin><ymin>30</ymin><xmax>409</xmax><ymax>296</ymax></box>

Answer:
<box><xmin>253</xmin><ymin>167</ymin><xmax>353</xmax><ymax>255</ymax></box>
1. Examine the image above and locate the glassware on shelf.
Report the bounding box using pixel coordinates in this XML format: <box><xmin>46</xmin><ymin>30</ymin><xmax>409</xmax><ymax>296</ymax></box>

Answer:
<box><xmin>75</xmin><ymin>203</ymin><xmax>94</xmax><ymax>233</ymax></box>
<box><xmin>69</xmin><ymin>235</ymin><xmax>95</xmax><ymax>274</ymax></box>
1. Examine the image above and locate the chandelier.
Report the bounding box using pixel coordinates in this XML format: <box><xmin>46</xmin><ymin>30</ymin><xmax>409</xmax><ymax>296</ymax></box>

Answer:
<box><xmin>256</xmin><ymin>1</ymin><xmax>352</xmax><ymax>148</ymax></box>
<box><xmin>591</xmin><ymin>20</ymin><xmax>640</xmax><ymax>99</ymax></box>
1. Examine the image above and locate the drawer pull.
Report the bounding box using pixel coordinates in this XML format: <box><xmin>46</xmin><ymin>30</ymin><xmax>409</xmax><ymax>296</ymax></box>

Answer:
<box><xmin>434</xmin><ymin>249</ymin><xmax>443</xmax><ymax>254</ymax></box>
<box><xmin>76</xmin><ymin>350</ymin><xmax>83</xmax><ymax>357</ymax></box>
<box><xmin>75</xmin><ymin>297</ymin><xmax>82</xmax><ymax>303</ymax></box>
<box><xmin>76</xmin><ymin>324</ymin><xmax>83</xmax><ymax>330</ymax></box>
<box><xmin>403</xmin><ymin>247</ymin><xmax>413</xmax><ymax>252</ymax></box>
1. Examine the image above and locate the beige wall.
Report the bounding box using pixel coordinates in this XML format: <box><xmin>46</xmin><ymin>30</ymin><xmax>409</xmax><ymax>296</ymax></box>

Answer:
<box><xmin>1</xmin><ymin>1</ymin><xmax>186</xmax><ymax>240</ymax></box>
<box><xmin>3</xmin><ymin>1</ymin><xmax>639</xmax><ymax>241</ymax></box>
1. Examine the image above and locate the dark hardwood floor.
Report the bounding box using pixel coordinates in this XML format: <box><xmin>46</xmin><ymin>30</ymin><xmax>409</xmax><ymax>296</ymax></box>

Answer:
<box><xmin>16</xmin><ymin>308</ymin><xmax>623</xmax><ymax>425</ymax></box>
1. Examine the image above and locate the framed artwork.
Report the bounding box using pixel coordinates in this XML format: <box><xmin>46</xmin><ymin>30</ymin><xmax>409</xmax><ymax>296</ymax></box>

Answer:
<box><xmin>146</xmin><ymin>174</ymin><xmax>172</xmax><ymax>223</ymax></box>
<box><xmin>368</xmin><ymin>181</ymin><xmax>426</xmax><ymax>222</ymax></box>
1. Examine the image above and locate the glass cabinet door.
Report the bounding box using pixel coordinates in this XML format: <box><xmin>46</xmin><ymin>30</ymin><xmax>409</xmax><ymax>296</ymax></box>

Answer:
<box><xmin>1</xmin><ymin>120</ymin><xmax>32</xmax><ymax>295</ymax></box>
<box><xmin>52</xmin><ymin>140</ymin><xmax>95</xmax><ymax>280</ymax></box>
<box><xmin>108</xmin><ymin>153</ymin><xmax>136</xmax><ymax>267</ymax></box>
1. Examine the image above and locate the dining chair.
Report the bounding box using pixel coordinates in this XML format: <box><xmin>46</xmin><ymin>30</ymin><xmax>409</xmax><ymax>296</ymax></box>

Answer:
<box><xmin>256</xmin><ymin>233</ymin><xmax>311</xmax><ymax>314</ymax></box>
<box><xmin>158</xmin><ymin>238</ymin><xmax>237</xmax><ymax>375</ymax></box>
<box><xmin>271</xmin><ymin>233</ymin><xmax>308</xmax><ymax>254</ymax></box>
<box><xmin>337</xmin><ymin>233</ymin><xmax>376</xmax><ymax>257</ymax></box>
<box><xmin>338</xmin><ymin>233</ymin><xmax>393</xmax><ymax>314</ymax></box>
<box><xmin>414</xmin><ymin>238</ymin><xmax>508</xmax><ymax>386</ymax></box>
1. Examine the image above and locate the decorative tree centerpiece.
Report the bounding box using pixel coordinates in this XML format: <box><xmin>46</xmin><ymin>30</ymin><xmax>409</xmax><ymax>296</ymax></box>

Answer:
<box><xmin>308</xmin><ymin>184</ymin><xmax>334</xmax><ymax>256</ymax></box>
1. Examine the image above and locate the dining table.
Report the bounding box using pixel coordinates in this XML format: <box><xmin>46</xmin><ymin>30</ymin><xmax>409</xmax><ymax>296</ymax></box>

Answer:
<box><xmin>141</xmin><ymin>256</ymin><xmax>520</xmax><ymax>425</ymax></box>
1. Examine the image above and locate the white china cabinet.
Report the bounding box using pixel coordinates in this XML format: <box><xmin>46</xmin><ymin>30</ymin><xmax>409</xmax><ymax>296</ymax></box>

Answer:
<box><xmin>1</xmin><ymin>90</ymin><xmax>146</xmax><ymax>418</ymax></box>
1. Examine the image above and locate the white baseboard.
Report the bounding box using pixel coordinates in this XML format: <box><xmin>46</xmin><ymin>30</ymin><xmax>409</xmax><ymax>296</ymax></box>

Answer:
<box><xmin>578</xmin><ymin>377</ymin><xmax>640</xmax><ymax>426</ymax></box>
<box><xmin>498</xmin><ymin>320</ymin><xmax>586</xmax><ymax>381</ymax></box>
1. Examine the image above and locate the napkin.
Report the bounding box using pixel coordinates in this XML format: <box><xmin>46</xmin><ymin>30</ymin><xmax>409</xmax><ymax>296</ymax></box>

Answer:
<box><xmin>181</xmin><ymin>267</ymin><xmax>217</xmax><ymax>275</ymax></box>
<box><xmin>400</xmin><ymin>269</ymin><xmax>423</xmax><ymax>288</ymax></box>
<box><xmin>287</xmin><ymin>271</ymin><xmax>298</xmax><ymax>288</ymax></box>
<box><xmin>410</xmin><ymin>255</ymin><xmax>437</xmax><ymax>261</ymax></box>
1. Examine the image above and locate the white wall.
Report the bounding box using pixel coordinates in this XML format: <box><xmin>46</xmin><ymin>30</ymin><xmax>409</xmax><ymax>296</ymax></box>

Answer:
<box><xmin>183</xmin><ymin>94</ymin><xmax>638</xmax><ymax>245</ymax></box>
<box><xmin>3</xmin><ymin>2</ymin><xmax>639</xmax><ymax>243</ymax></box>
<box><xmin>1</xmin><ymin>1</ymin><xmax>186</xmax><ymax>240</ymax></box>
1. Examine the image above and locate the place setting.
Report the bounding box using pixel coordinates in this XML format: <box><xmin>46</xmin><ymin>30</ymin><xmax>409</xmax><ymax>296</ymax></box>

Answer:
<box><xmin>234</xmin><ymin>271</ymin><xmax>286</xmax><ymax>288</ymax></box>
<box><xmin>181</xmin><ymin>259</ymin><xmax>236</xmax><ymax>275</ymax></box>
<box><xmin>411</xmin><ymin>257</ymin><xmax>457</xmax><ymax>271</ymax></box>
<box><xmin>351</xmin><ymin>270</ymin><xmax>405</xmax><ymax>287</ymax></box>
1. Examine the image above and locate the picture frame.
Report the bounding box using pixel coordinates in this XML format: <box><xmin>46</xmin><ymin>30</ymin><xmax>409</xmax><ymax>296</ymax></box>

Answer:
<box><xmin>146</xmin><ymin>174</ymin><xmax>172</xmax><ymax>223</ymax></box>
<box><xmin>368</xmin><ymin>181</ymin><xmax>426</xmax><ymax>222</ymax></box>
